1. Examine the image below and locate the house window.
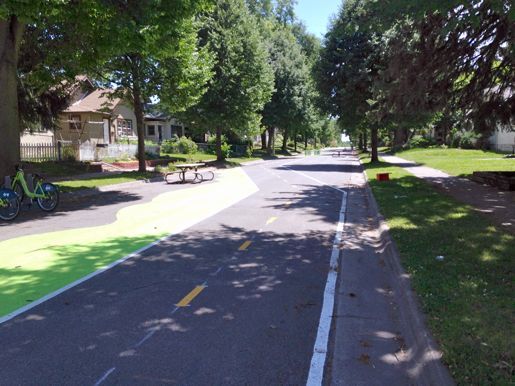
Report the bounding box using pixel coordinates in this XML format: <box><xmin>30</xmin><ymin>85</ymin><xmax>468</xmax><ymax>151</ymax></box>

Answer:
<box><xmin>69</xmin><ymin>115</ymin><xmax>81</xmax><ymax>131</ymax></box>
<box><xmin>147</xmin><ymin>124</ymin><xmax>155</xmax><ymax>136</ymax></box>
<box><xmin>117</xmin><ymin>119</ymin><xmax>133</xmax><ymax>137</ymax></box>
<box><xmin>171</xmin><ymin>125</ymin><xmax>182</xmax><ymax>136</ymax></box>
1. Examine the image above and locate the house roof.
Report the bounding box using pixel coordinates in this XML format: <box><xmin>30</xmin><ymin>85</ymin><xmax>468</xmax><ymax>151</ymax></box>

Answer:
<box><xmin>144</xmin><ymin>104</ymin><xmax>170</xmax><ymax>121</ymax></box>
<box><xmin>64</xmin><ymin>89</ymin><xmax>121</xmax><ymax>114</ymax></box>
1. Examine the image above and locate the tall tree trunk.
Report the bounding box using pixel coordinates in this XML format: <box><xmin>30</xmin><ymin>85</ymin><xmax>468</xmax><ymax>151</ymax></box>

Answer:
<box><xmin>363</xmin><ymin>130</ymin><xmax>368</xmax><ymax>152</ymax></box>
<box><xmin>216</xmin><ymin>126</ymin><xmax>223</xmax><ymax>161</ymax></box>
<box><xmin>0</xmin><ymin>17</ymin><xmax>24</xmax><ymax>179</ymax></box>
<box><xmin>130</xmin><ymin>54</ymin><xmax>146</xmax><ymax>172</ymax></box>
<box><xmin>358</xmin><ymin>133</ymin><xmax>363</xmax><ymax>150</ymax></box>
<box><xmin>314</xmin><ymin>136</ymin><xmax>317</xmax><ymax>149</ymax></box>
<box><xmin>282</xmin><ymin>129</ymin><xmax>288</xmax><ymax>152</ymax></box>
<box><xmin>371</xmin><ymin>126</ymin><xmax>379</xmax><ymax>162</ymax></box>
<box><xmin>304</xmin><ymin>133</ymin><xmax>308</xmax><ymax>149</ymax></box>
<box><xmin>267</xmin><ymin>127</ymin><xmax>275</xmax><ymax>156</ymax></box>
<box><xmin>261</xmin><ymin>129</ymin><xmax>267</xmax><ymax>150</ymax></box>
<box><xmin>293</xmin><ymin>128</ymin><xmax>297</xmax><ymax>152</ymax></box>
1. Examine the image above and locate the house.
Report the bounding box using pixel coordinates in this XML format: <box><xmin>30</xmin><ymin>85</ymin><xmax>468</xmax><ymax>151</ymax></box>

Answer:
<box><xmin>56</xmin><ymin>78</ymin><xmax>136</xmax><ymax>146</ymax></box>
<box><xmin>489</xmin><ymin>123</ymin><xmax>515</xmax><ymax>152</ymax></box>
<box><xmin>56</xmin><ymin>78</ymin><xmax>187</xmax><ymax>145</ymax></box>
<box><xmin>486</xmin><ymin>86</ymin><xmax>514</xmax><ymax>152</ymax></box>
<box><xmin>144</xmin><ymin>105</ymin><xmax>186</xmax><ymax>142</ymax></box>
<box><xmin>20</xmin><ymin>76</ymin><xmax>191</xmax><ymax>161</ymax></box>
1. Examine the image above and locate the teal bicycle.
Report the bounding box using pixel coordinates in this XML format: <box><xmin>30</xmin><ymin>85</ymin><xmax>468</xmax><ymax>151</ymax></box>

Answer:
<box><xmin>11</xmin><ymin>164</ymin><xmax>59</xmax><ymax>212</ymax></box>
<box><xmin>0</xmin><ymin>187</ymin><xmax>20</xmax><ymax>221</ymax></box>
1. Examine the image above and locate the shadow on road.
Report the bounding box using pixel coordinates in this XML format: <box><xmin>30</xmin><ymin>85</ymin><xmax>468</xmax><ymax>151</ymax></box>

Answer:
<box><xmin>0</xmin><ymin>224</ymin><xmax>335</xmax><ymax>384</ymax></box>
<box><xmin>0</xmin><ymin>190</ymin><xmax>142</xmax><ymax>227</ymax></box>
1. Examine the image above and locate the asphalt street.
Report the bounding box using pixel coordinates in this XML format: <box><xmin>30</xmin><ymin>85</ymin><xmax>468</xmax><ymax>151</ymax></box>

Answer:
<box><xmin>0</xmin><ymin>153</ymin><xmax>355</xmax><ymax>385</ymax></box>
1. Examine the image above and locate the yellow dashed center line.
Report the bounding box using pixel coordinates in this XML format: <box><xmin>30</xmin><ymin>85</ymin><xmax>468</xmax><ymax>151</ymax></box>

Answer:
<box><xmin>238</xmin><ymin>240</ymin><xmax>252</xmax><ymax>251</ymax></box>
<box><xmin>266</xmin><ymin>216</ymin><xmax>278</xmax><ymax>225</ymax></box>
<box><xmin>175</xmin><ymin>285</ymin><xmax>206</xmax><ymax>307</ymax></box>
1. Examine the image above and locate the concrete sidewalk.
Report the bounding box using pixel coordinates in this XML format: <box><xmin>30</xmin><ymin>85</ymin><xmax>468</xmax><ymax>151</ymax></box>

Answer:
<box><xmin>329</xmin><ymin>154</ymin><xmax>454</xmax><ymax>385</ymax></box>
<box><xmin>380</xmin><ymin>154</ymin><xmax>515</xmax><ymax>235</ymax></box>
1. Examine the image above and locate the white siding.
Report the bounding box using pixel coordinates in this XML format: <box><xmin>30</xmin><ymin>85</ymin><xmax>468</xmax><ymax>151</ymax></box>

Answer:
<box><xmin>490</xmin><ymin>124</ymin><xmax>515</xmax><ymax>152</ymax></box>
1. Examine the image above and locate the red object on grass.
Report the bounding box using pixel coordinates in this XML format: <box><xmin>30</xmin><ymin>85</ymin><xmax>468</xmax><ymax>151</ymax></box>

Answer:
<box><xmin>376</xmin><ymin>173</ymin><xmax>391</xmax><ymax>181</ymax></box>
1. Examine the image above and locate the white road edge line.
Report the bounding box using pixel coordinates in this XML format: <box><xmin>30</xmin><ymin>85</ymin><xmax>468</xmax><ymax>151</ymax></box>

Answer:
<box><xmin>0</xmin><ymin>182</ymin><xmax>258</xmax><ymax>325</ymax></box>
<box><xmin>93</xmin><ymin>366</ymin><xmax>116</xmax><ymax>386</ymax></box>
<box><xmin>306</xmin><ymin>191</ymin><xmax>347</xmax><ymax>386</ymax></box>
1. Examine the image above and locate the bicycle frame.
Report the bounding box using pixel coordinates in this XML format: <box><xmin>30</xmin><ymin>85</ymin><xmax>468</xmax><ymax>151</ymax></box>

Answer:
<box><xmin>12</xmin><ymin>169</ymin><xmax>49</xmax><ymax>199</ymax></box>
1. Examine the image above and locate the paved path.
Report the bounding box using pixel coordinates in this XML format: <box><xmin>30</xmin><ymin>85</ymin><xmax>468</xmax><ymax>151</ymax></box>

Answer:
<box><xmin>0</xmin><ymin>153</ymin><xmax>452</xmax><ymax>385</ymax></box>
<box><xmin>381</xmin><ymin>154</ymin><xmax>515</xmax><ymax>234</ymax></box>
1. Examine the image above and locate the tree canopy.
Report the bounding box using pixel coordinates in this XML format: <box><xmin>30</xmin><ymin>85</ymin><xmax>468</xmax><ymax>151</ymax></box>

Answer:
<box><xmin>316</xmin><ymin>0</ymin><xmax>514</xmax><ymax>159</ymax></box>
<box><xmin>179</xmin><ymin>0</ymin><xmax>274</xmax><ymax>161</ymax></box>
<box><xmin>95</xmin><ymin>0</ymin><xmax>213</xmax><ymax>171</ymax></box>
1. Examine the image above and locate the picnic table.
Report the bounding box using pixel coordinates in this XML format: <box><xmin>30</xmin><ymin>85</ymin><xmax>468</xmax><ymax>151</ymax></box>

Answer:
<box><xmin>175</xmin><ymin>163</ymin><xmax>205</xmax><ymax>183</ymax></box>
<box><xmin>165</xmin><ymin>163</ymin><xmax>214</xmax><ymax>184</ymax></box>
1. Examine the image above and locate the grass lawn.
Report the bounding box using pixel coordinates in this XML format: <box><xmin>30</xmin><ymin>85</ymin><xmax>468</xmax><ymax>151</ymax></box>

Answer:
<box><xmin>22</xmin><ymin>161</ymin><xmax>95</xmax><ymax>178</ymax></box>
<box><xmin>363</xmin><ymin>158</ymin><xmax>514</xmax><ymax>384</ymax></box>
<box><xmin>226</xmin><ymin>156</ymin><xmax>263</xmax><ymax>164</ymax></box>
<box><xmin>392</xmin><ymin>148</ymin><xmax>515</xmax><ymax>177</ymax></box>
<box><xmin>55</xmin><ymin>171</ymin><xmax>159</xmax><ymax>192</ymax></box>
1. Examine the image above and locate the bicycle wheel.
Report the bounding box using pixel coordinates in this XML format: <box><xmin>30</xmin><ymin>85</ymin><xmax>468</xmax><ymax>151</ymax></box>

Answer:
<box><xmin>36</xmin><ymin>183</ymin><xmax>59</xmax><ymax>212</ymax></box>
<box><xmin>183</xmin><ymin>171</ymin><xmax>199</xmax><ymax>183</ymax></box>
<box><xmin>0</xmin><ymin>188</ymin><xmax>20</xmax><ymax>221</ymax></box>
<box><xmin>194</xmin><ymin>172</ymin><xmax>203</xmax><ymax>183</ymax></box>
<box><xmin>201</xmin><ymin>171</ymin><xmax>215</xmax><ymax>181</ymax></box>
<box><xmin>165</xmin><ymin>172</ymin><xmax>181</xmax><ymax>184</ymax></box>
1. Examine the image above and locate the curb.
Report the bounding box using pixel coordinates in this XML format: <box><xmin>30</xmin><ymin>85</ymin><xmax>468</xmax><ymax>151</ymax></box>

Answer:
<box><xmin>360</xmin><ymin>160</ymin><xmax>455</xmax><ymax>386</ymax></box>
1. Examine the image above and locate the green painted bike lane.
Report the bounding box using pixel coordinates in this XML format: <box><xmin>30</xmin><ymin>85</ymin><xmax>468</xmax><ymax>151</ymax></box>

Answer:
<box><xmin>0</xmin><ymin>168</ymin><xmax>258</xmax><ymax>318</ymax></box>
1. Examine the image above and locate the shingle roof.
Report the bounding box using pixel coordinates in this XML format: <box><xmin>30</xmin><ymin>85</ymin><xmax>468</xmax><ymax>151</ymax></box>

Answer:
<box><xmin>64</xmin><ymin>89</ymin><xmax>121</xmax><ymax>114</ymax></box>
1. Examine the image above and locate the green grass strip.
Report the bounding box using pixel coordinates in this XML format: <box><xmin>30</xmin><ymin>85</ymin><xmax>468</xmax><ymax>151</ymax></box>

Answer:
<box><xmin>55</xmin><ymin>171</ymin><xmax>158</xmax><ymax>192</ymax></box>
<box><xmin>393</xmin><ymin>148</ymin><xmax>515</xmax><ymax>177</ymax></box>
<box><xmin>363</xmin><ymin>158</ymin><xmax>514</xmax><ymax>384</ymax></box>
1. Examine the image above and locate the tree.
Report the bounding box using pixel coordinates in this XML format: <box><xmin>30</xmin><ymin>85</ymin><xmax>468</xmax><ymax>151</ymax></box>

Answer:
<box><xmin>247</xmin><ymin>2</ymin><xmax>320</xmax><ymax>156</ymax></box>
<box><xmin>179</xmin><ymin>0</ymin><xmax>274</xmax><ymax>161</ymax></box>
<box><xmin>97</xmin><ymin>0</ymin><xmax>213</xmax><ymax>172</ymax></box>
<box><xmin>368</xmin><ymin>0</ymin><xmax>514</xmax><ymax>143</ymax></box>
<box><xmin>0</xmin><ymin>1</ymin><xmax>112</xmax><ymax>177</ymax></box>
<box><xmin>0</xmin><ymin>1</ymin><xmax>212</xmax><ymax>177</ymax></box>
<box><xmin>316</xmin><ymin>0</ymin><xmax>384</xmax><ymax>161</ymax></box>
<box><xmin>261</xmin><ymin>24</ymin><xmax>313</xmax><ymax>155</ymax></box>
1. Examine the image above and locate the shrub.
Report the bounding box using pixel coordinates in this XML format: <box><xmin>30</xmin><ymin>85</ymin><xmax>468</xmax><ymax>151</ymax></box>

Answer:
<box><xmin>221</xmin><ymin>142</ymin><xmax>231</xmax><ymax>159</ymax></box>
<box><xmin>176</xmin><ymin>136</ymin><xmax>198</xmax><ymax>154</ymax></box>
<box><xmin>408</xmin><ymin>135</ymin><xmax>435</xmax><ymax>148</ymax></box>
<box><xmin>245</xmin><ymin>143</ymin><xmax>253</xmax><ymax>158</ymax></box>
<box><xmin>62</xmin><ymin>146</ymin><xmax>76</xmax><ymax>162</ymax></box>
<box><xmin>160</xmin><ymin>136</ymin><xmax>197</xmax><ymax>154</ymax></box>
<box><xmin>160</xmin><ymin>139</ymin><xmax>176</xmax><ymax>154</ymax></box>
<box><xmin>459</xmin><ymin>131</ymin><xmax>479</xmax><ymax>149</ymax></box>
<box><xmin>207</xmin><ymin>134</ymin><xmax>230</xmax><ymax>158</ymax></box>
<box><xmin>448</xmin><ymin>128</ymin><xmax>461</xmax><ymax>148</ymax></box>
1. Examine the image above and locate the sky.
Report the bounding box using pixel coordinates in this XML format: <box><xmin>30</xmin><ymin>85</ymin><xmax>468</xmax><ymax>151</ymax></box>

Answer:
<box><xmin>294</xmin><ymin>0</ymin><xmax>341</xmax><ymax>38</ymax></box>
